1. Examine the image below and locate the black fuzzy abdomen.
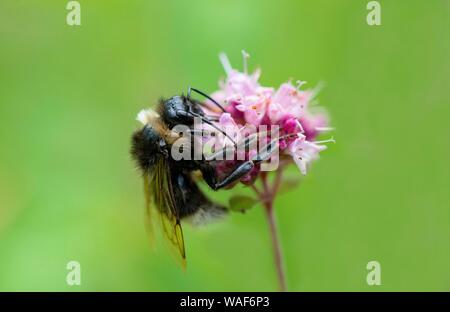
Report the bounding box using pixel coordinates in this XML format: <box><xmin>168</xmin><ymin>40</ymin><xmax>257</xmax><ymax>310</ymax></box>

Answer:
<box><xmin>171</xmin><ymin>169</ymin><xmax>226</xmax><ymax>222</ymax></box>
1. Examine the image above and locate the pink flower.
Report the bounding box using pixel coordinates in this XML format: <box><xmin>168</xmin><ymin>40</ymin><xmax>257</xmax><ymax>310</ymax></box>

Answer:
<box><xmin>200</xmin><ymin>52</ymin><xmax>334</xmax><ymax>292</ymax></box>
<box><xmin>268</xmin><ymin>82</ymin><xmax>311</xmax><ymax>123</ymax></box>
<box><xmin>235</xmin><ymin>94</ymin><xmax>270</xmax><ymax>125</ymax></box>
<box><xmin>286</xmin><ymin>135</ymin><xmax>328</xmax><ymax>175</ymax></box>
<box><xmin>222</xmin><ymin>69</ymin><xmax>261</xmax><ymax>96</ymax></box>
<box><xmin>217</xmin><ymin>52</ymin><xmax>275</xmax><ymax>125</ymax></box>
<box><xmin>210</xmin><ymin>52</ymin><xmax>333</xmax><ymax>178</ymax></box>
<box><xmin>218</xmin><ymin>113</ymin><xmax>241</xmax><ymax>146</ymax></box>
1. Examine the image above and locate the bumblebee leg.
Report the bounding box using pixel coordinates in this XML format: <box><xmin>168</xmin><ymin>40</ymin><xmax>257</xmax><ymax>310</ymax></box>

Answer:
<box><xmin>199</xmin><ymin>161</ymin><xmax>255</xmax><ymax>190</ymax></box>
<box><xmin>205</xmin><ymin>115</ymin><xmax>220</xmax><ymax>122</ymax></box>
<box><xmin>200</xmin><ymin>136</ymin><xmax>281</xmax><ymax>190</ymax></box>
<box><xmin>205</xmin><ymin>131</ymin><xmax>270</xmax><ymax>161</ymax></box>
<box><xmin>185</xmin><ymin>129</ymin><xmax>215</xmax><ymax>136</ymax></box>
<box><xmin>250</xmin><ymin>137</ymin><xmax>280</xmax><ymax>163</ymax></box>
<box><xmin>250</xmin><ymin>133</ymin><xmax>301</xmax><ymax>162</ymax></box>
<box><xmin>214</xmin><ymin>161</ymin><xmax>255</xmax><ymax>190</ymax></box>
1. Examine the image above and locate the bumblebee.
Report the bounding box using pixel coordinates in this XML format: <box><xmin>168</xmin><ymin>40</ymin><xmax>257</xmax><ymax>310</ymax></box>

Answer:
<box><xmin>131</xmin><ymin>88</ymin><xmax>278</xmax><ymax>265</ymax></box>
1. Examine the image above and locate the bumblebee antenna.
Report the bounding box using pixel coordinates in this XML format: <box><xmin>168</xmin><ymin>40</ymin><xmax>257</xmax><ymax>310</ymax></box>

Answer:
<box><xmin>188</xmin><ymin>86</ymin><xmax>226</xmax><ymax>112</ymax></box>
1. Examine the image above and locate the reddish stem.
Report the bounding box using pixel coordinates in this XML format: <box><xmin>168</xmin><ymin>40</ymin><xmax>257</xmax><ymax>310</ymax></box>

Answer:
<box><xmin>259</xmin><ymin>172</ymin><xmax>287</xmax><ymax>292</ymax></box>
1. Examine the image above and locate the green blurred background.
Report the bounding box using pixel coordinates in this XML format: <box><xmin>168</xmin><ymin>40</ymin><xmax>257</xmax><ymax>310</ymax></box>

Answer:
<box><xmin>0</xmin><ymin>0</ymin><xmax>449</xmax><ymax>291</ymax></box>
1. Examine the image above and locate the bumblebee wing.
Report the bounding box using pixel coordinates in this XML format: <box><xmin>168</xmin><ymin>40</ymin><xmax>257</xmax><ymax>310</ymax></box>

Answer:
<box><xmin>143</xmin><ymin>174</ymin><xmax>155</xmax><ymax>246</ymax></box>
<box><xmin>147</xmin><ymin>158</ymin><xmax>186</xmax><ymax>267</ymax></box>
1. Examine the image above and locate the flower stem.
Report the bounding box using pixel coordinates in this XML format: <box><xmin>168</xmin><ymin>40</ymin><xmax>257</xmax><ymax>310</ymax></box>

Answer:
<box><xmin>260</xmin><ymin>173</ymin><xmax>287</xmax><ymax>292</ymax></box>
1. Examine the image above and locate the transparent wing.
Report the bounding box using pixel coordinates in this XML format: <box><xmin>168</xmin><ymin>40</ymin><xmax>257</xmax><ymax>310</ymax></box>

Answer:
<box><xmin>143</xmin><ymin>174</ymin><xmax>155</xmax><ymax>246</ymax></box>
<box><xmin>145</xmin><ymin>158</ymin><xmax>186</xmax><ymax>267</ymax></box>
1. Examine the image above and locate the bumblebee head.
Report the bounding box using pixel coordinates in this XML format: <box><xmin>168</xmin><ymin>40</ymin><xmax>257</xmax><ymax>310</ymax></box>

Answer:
<box><xmin>160</xmin><ymin>95</ymin><xmax>189</xmax><ymax>128</ymax></box>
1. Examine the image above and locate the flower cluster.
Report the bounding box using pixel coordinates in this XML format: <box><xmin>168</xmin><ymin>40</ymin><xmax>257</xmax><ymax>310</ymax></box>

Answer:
<box><xmin>206</xmin><ymin>52</ymin><xmax>334</xmax><ymax>184</ymax></box>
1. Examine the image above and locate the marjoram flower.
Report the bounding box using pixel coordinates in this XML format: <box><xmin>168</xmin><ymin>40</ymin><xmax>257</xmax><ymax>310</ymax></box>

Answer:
<box><xmin>210</xmin><ymin>51</ymin><xmax>334</xmax><ymax>180</ymax></box>
<box><xmin>205</xmin><ymin>51</ymin><xmax>335</xmax><ymax>292</ymax></box>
